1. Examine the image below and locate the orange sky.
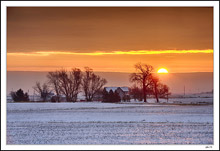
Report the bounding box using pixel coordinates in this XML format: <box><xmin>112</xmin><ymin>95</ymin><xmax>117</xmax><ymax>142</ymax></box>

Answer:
<box><xmin>7</xmin><ymin>7</ymin><xmax>213</xmax><ymax>73</ymax></box>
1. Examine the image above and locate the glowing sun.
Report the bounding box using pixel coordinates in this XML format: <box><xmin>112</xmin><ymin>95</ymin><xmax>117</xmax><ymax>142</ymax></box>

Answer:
<box><xmin>157</xmin><ymin>68</ymin><xmax>169</xmax><ymax>73</ymax></box>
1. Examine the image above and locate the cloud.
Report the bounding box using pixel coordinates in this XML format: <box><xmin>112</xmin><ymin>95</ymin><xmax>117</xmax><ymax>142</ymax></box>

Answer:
<box><xmin>7</xmin><ymin>49</ymin><xmax>213</xmax><ymax>56</ymax></box>
<box><xmin>7</xmin><ymin>7</ymin><xmax>213</xmax><ymax>52</ymax></box>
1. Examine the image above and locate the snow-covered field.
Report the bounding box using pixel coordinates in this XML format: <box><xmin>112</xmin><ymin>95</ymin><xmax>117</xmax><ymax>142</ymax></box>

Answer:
<box><xmin>7</xmin><ymin>100</ymin><xmax>213</xmax><ymax>144</ymax></box>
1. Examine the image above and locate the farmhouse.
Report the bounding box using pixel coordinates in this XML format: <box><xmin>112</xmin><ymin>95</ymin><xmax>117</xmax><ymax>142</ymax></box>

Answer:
<box><xmin>104</xmin><ymin>87</ymin><xmax>130</xmax><ymax>100</ymax></box>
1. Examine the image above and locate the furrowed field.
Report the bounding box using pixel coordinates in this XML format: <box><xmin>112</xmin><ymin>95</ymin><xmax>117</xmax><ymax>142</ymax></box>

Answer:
<box><xmin>7</xmin><ymin>98</ymin><xmax>213</xmax><ymax>145</ymax></box>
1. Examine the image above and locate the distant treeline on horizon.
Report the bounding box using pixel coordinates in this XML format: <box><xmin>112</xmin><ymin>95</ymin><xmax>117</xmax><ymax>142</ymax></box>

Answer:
<box><xmin>7</xmin><ymin>71</ymin><xmax>213</xmax><ymax>95</ymax></box>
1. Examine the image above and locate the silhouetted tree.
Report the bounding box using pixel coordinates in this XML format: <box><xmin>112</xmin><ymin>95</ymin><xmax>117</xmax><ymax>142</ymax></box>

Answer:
<box><xmin>82</xmin><ymin>67</ymin><xmax>107</xmax><ymax>101</ymax></box>
<box><xmin>33</xmin><ymin>82</ymin><xmax>51</xmax><ymax>101</ymax></box>
<box><xmin>149</xmin><ymin>75</ymin><xmax>171</xmax><ymax>103</ymax></box>
<box><xmin>122</xmin><ymin>95</ymin><xmax>130</xmax><ymax>102</ymax></box>
<box><xmin>56</xmin><ymin>68</ymin><xmax>82</xmax><ymax>102</ymax></box>
<box><xmin>69</xmin><ymin>68</ymin><xmax>83</xmax><ymax>102</ymax></box>
<box><xmin>122</xmin><ymin>95</ymin><xmax>126</xmax><ymax>102</ymax></box>
<box><xmin>108</xmin><ymin>90</ymin><xmax>114</xmax><ymax>102</ymax></box>
<box><xmin>50</xmin><ymin>96</ymin><xmax>58</xmax><ymax>103</ymax></box>
<box><xmin>158</xmin><ymin>84</ymin><xmax>171</xmax><ymax>102</ymax></box>
<box><xmin>47</xmin><ymin>71</ymin><xmax>61</xmax><ymax>102</ymax></box>
<box><xmin>102</xmin><ymin>89</ymin><xmax>121</xmax><ymax>103</ymax></box>
<box><xmin>130</xmin><ymin>63</ymin><xmax>153</xmax><ymax>102</ymax></box>
<box><xmin>10</xmin><ymin>89</ymin><xmax>29</xmax><ymax>102</ymax></box>
<box><xmin>114</xmin><ymin>91</ymin><xmax>121</xmax><ymax>102</ymax></box>
<box><xmin>129</xmin><ymin>85</ymin><xmax>143</xmax><ymax>101</ymax></box>
<box><xmin>102</xmin><ymin>89</ymin><xmax>109</xmax><ymax>102</ymax></box>
<box><xmin>150</xmin><ymin>75</ymin><xmax>160</xmax><ymax>103</ymax></box>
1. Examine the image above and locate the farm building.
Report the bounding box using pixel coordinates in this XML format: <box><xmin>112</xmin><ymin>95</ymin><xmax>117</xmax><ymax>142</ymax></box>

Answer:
<box><xmin>104</xmin><ymin>87</ymin><xmax>130</xmax><ymax>101</ymax></box>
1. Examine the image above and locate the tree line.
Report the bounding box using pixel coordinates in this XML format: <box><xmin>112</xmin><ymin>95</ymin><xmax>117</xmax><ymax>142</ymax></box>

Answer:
<box><xmin>129</xmin><ymin>63</ymin><xmax>171</xmax><ymax>103</ymax></box>
<box><xmin>10</xmin><ymin>63</ymin><xmax>171</xmax><ymax>103</ymax></box>
<box><xmin>33</xmin><ymin>67</ymin><xmax>107</xmax><ymax>102</ymax></box>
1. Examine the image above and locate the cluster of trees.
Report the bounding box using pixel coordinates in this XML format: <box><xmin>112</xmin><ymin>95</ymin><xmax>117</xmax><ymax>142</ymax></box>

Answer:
<box><xmin>129</xmin><ymin>63</ymin><xmax>171</xmax><ymax>103</ymax></box>
<box><xmin>10</xmin><ymin>89</ymin><xmax>29</xmax><ymax>102</ymax></box>
<box><xmin>33</xmin><ymin>82</ymin><xmax>51</xmax><ymax>101</ymax></box>
<box><xmin>102</xmin><ymin>89</ymin><xmax>121</xmax><ymax>103</ymax></box>
<box><xmin>10</xmin><ymin>63</ymin><xmax>171</xmax><ymax>103</ymax></box>
<box><xmin>33</xmin><ymin>67</ymin><xmax>107</xmax><ymax>102</ymax></box>
<box><xmin>129</xmin><ymin>86</ymin><xmax>143</xmax><ymax>101</ymax></box>
<box><xmin>122</xmin><ymin>95</ymin><xmax>131</xmax><ymax>102</ymax></box>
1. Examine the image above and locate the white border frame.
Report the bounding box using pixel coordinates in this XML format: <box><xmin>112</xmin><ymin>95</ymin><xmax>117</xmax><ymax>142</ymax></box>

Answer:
<box><xmin>1</xmin><ymin>1</ymin><xmax>219</xmax><ymax>150</ymax></box>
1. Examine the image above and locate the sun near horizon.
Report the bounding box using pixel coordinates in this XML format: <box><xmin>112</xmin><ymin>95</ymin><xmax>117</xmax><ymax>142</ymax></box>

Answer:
<box><xmin>157</xmin><ymin>68</ymin><xmax>169</xmax><ymax>74</ymax></box>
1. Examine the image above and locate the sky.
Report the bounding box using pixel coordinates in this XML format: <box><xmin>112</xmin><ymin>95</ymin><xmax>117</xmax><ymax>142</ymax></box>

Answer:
<box><xmin>7</xmin><ymin>71</ymin><xmax>213</xmax><ymax>95</ymax></box>
<box><xmin>7</xmin><ymin>7</ymin><xmax>213</xmax><ymax>73</ymax></box>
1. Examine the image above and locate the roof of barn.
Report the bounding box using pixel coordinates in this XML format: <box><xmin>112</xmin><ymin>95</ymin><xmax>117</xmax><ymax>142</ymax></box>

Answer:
<box><xmin>104</xmin><ymin>87</ymin><xmax>129</xmax><ymax>92</ymax></box>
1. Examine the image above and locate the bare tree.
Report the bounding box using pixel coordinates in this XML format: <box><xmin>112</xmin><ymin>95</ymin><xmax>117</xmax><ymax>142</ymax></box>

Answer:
<box><xmin>158</xmin><ymin>84</ymin><xmax>171</xmax><ymax>102</ymax></box>
<box><xmin>150</xmin><ymin>75</ymin><xmax>171</xmax><ymax>103</ymax></box>
<box><xmin>56</xmin><ymin>69</ymin><xmax>70</xmax><ymax>101</ymax></box>
<box><xmin>33</xmin><ymin>82</ymin><xmax>51</xmax><ymax>101</ymax></box>
<box><xmin>69</xmin><ymin>68</ymin><xmax>83</xmax><ymax>102</ymax></box>
<box><xmin>129</xmin><ymin>85</ymin><xmax>143</xmax><ymax>101</ymax></box>
<box><xmin>150</xmin><ymin>75</ymin><xmax>160</xmax><ymax>103</ymax></box>
<box><xmin>56</xmin><ymin>68</ymin><xmax>82</xmax><ymax>102</ymax></box>
<box><xmin>130</xmin><ymin>63</ymin><xmax>153</xmax><ymax>102</ymax></box>
<box><xmin>82</xmin><ymin>67</ymin><xmax>107</xmax><ymax>102</ymax></box>
<box><xmin>47</xmin><ymin>71</ymin><xmax>61</xmax><ymax>102</ymax></box>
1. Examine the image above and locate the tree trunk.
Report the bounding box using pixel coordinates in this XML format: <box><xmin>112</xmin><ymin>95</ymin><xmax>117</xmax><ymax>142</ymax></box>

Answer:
<box><xmin>55</xmin><ymin>91</ymin><xmax>60</xmax><ymax>102</ymax></box>
<box><xmin>155</xmin><ymin>93</ymin><xmax>159</xmax><ymax>103</ymax></box>
<box><xmin>73</xmin><ymin>94</ymin><xmax>77</xmax><ymax>102</ymax></box>
<box><xmin>66</xmin><ymin>95</ymin><xmax>71</xmax><ymax>102</ymax></box>
<box><xmin>154</xmin><ymin>86</ymin><xmax>159</xmax><ymax>103</ymax></box>
<box><xmin>143</xmin><ymin>81</ymin><xmax>147</xmax><ymax>102</ymax></box>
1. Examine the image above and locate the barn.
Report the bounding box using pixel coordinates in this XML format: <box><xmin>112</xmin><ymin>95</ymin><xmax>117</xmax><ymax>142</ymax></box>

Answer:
<box><xmin>104</xmin><ymin>87</ymin><xmax>130</xmax><ymax>101</ymax></box>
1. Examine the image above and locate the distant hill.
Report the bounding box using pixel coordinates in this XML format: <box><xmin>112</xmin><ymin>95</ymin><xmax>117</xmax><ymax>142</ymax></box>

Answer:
<box><xmin>7</xmin><ymin>71</ymin><xmax>213</xmax><ymax>95</ymax></box>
